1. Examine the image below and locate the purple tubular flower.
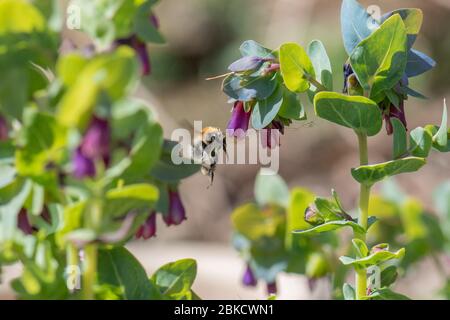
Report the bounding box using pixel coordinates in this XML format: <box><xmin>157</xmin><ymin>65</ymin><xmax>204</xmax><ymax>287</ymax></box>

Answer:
<box><xmin>116</xmin><ymin>35</ymin><xmax>151</xmax><ymax>76</ymax></box>
<box><xmin>242</xmin><ymin>265</ymin><xmax>257</xmax><ymax>287</ymax></box>
<box><xmin>136</xmin><ymin>212</ymin><xmax>157</xmax><ymax>239</ymax></box>
<box><xmin>262</xmin><ymin>120</ymin><xmax>284</xmax><ymax>149</ymax></box>
<box><xmin>80</xmin><ymin>116</ymin><xmax>110</xmax><ymax>162</ymax></box>
<box><xmin>163</xmin><ymin>190</ymin><xmax>186</xmax><ymax>226</ymax></box>
<box><xmin>227</xmin><ymin>101</ymin><xmax>251</xmax><ymax>138</ymax></box>
<box><xmin>385</xmin><ymin>100</ymin><xmax>407</xmax><ymax>135</ymax></box>
<box><xmin>228</xmin><ymin>56</ymin><xmax>265</xmax><ymax>73</ymax></box>
<box><xmin>72</xmin><ymin>147</ymin><xmax>96</xmax><ymax>179</ymax></box>
<box><xmin>0</xmin><ymin>115</ymin><xmax>8</xmax><ymax>140</ymax></box>
<box><xmin>17</xmin><ymin>210</ymin><xmax>34</xmax><ymax>235</ymax></box>
<box><xmin>266</xmin><ymin>282</ymin><xmax>277</xmax><ymax>295</ymax></box>
<box><xmin>150</xmin><ymin>14</ymin><xmax>159</xmax><ymax>29</ymax></box>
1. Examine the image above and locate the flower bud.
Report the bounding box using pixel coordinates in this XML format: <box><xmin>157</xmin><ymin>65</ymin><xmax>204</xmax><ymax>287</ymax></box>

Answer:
<box><xmin>242</xmin><ymin>264</ymin><xmax>257</xmax><ymax>287</ymax></box>
<box><xmin>136</xmin><ymin>212</ymin><xmax>157</xmax><ymax>239</ymax></box>
<box><xmin>17</xmin><ymin>209</ymin><xmax>34</xmax><ymax>235</ymax></box>
<box><xmin>262</xmin><ymin>120</ymin><xmax>284</xmax><ymax>149</ymax></box>
<box><xmin>227</xmin><ymin>101</ymin><xmax>251</xmax><ymax>138</ymax></box>
<box><xmin>163</xmin><ymin>190</ymin><xmax>186</xmax><ymax>226</ymax></box>
<box><xmin>370</xmin><ymin>243</ymin><xmax>389</xmax><ymax>255</ymax></box>
<box><xmin>304</xmin><ymin>206</ymin><xmax>324</xmax><ymax>226</ymax></box>
<box><xmin>80</xmin><ymin>116</ymin><xmax>110</xmax><ymax>162</ymax></box>
<box><xmin>72</xmin><ymin>147</ymin><xmax>96</xmax><ymax>179</ymax></box>
<box><xmin>228</xmin><ymin>56</ymin><xmax>265</xmax><ymax>73</ymax></box>
<box><xmin>266</xmin><ymin>281</ymin><xmax>277</xmax><ymax>295</ymax></box>
<box><xmin>0</xmin><ymin>115</ymin><xmax>8</xmax><ymax>140</ymax></box>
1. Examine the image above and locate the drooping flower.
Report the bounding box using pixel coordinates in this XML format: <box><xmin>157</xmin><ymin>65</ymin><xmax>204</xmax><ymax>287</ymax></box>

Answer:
<box><xmin>80</xmin><ymin>116</ymin><xmax>110</xmax><ymax>162</ymax></box>
<box><xmin>136</xmin><ymin>212</ymin><xmax>157</xmax><ymax>239</ymax></box>
<box><xmin>261</xmin><ymin>120</ymin><xmax>285</xmax><ymax>149</ymax></box>
<box><xmin>227</xmin><ymin>101</ymin><xmax>251</xmax><ymax>138</ymax></box>
<box><xmin>0</xmin><ymin>115</ymin><xmax>8</xmax><ymax>141</ymax></box>
<box><xmin>304</xmin><ymin>206</ymin><xmax>324</xmax><ymax>226</ymax></box>
<box><xmin>163</xmin><ymin>190</ymin><xmax>186</xmax><ymax>226</ymax></box>
<box><xmin>242</xmin><ymin>264</ymin><xmax>257</xmax><ymax>287</ymax></box>
<box><xmin>72</xmin><ymin>116</ymin><xmax>110</xmax><ymax>179</ymax></box>
<box><xmin>72</xmin><ymin>147</ymin><xmax>96</xmax><ymax>179</ymax></box>
<box><xmin>17</xmin><ymin>209</ymin><xmax>34</xmax><ymax>235</ymax></box>
<box><xmin>266</xmin><ymin>281</ymin><xmax>277</xmax><ymax>295</ymax></box>
<box><xmin>115</xmin><ymin>14</ymin><xmax>159</xmax><ymax>76</ymax></box>
<box><xmin>384</xmin><ymin>100</ymin><xmax>407</xmax><ymax>135</ymax></box>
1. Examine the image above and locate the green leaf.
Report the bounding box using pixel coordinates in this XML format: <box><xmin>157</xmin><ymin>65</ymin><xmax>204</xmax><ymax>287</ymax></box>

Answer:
<box><xmin>231</xmin><ymin>203</ymin><xmax>285</xmax><ymax>242</ymax></box>
<box><xmin>56</xmin><ymin>53</ymin><xmax>88</xmax><ymax>87</ymax></box>
<box><xmin>150</xmin><ymin>141</ymin><xmax>200</xmax><ymax>182</ymax></box>
<box><xmin>350</xmin><ymin>15</ymin><xmax>408</xmax><ymax>101</ymax></box>
<box><xmin>314</xmin><ymin>92</ymin><xmax>382</xmax><ymax>136</ymax></box>
<box><xmin>351</xmin><ymin>157</ymin><xmax>426</xmax><ymax>186</ymax></box>
<box><xmin>252</xmin><ymin>85</ymin><xmax>283</xmax><ymax>130</ymax></box>
<box><xmin>98</xmin><ymin>247</ymin><xmax>161</xmax><ymax>300</ymax></box>
<box><xmin>134</xmin><ymin>2</ymin><xmax>165</xmax><ymax>44</ymax></box>
<box><xmin>222</xmin><ymin>74</ymin><xmax>277</xmax><ymax>102</ymax></box>
<box><xmin>380</xmin><ymin>265</ymin><xmax>398</xmax><ymax>287</ymax></box>
<box><xmin>433</xmin><ymin>100</ymin><xmax>448</xmax><ymax>148</ymax></box>
<box><xmin>352</xmin><ymin>239</ymin><xmax>369</xmax><ymax>258</ymax></box>
<box><xmin>392</xmin><ymin>118</ymin><xmax>407</xmax><ymax>159</ymax></box>
<box><xmin>279</xmin><ymin>42</ymin><xmax>315</xmax><ymax>93</ymax></box>
<box><xmin>15</xmin><ymin>112</ymin><xmax>67</xmax><ymax>178</ymax></box>
<box><xmin>366</xmin><ymin>288</ymin><xmax>410</xmax><ymax>300</ymax></box>
<box><xmin>340</xmin><ymin>248</ymin><xmax>405</xmax><ymax>268</ymax></box>
<box><xmin>343</xmin><ymin>283</ymin><xmax>355</xmax><ymax>300</ymax></box>
<box><xmin>286</xmin><ymin>187</ymin><xmax>315</xmax><ymax>247</ymax></box>
<box><xmin>239</xmin><ymin>40</ymin><xmax>275</xmax><ymax>59</ymax></box>
<box><xmin>0</xmin><ymin>0</ymin><xmax>45</xmax><ymax>34</ymax></box>
<box><xmin>57</xmin><ymin>47</ymin><xmax>139</xmax><ymax>128</ymax></box>
<box><xmin>410</xmin><ymin>127</ymin><xmax>433</xmax><ymax>157</ymax></box>
<box><xmin>341</xmin><ymin>0</ymin><xmax>379</xmax><ymax>55</ymax></box>
<box><xmin>122</xmin><ymin>123</ymin><xmax>163</xmax><ymax>180</ymax></box>
<box><xmin>254</xmin><ymin>169</ymin><xmax>290</xmax><ymax>207</ymax></box>
<box><xmin>278</xmin><ymin>87</ymin><xmax>305</xmax><ymax>120</ymax></box>
<box><xmin>104</xmin><ymin>183</ymin><xmax>159</xmax><ymax>218</ymax></box>
<box><xmin>307</xmin><ymin>40</ymin><xmax>333</xmax><ymax>97</ymax></box>
<box><xmin>151</xmin><ymin>259</ymin><xmax>197</xmax><ymax>300</ymax></box>
<box><xmin>294</xmin><ymin>220</ymin><xmax>366</xmax><ymax>236</ymax></box>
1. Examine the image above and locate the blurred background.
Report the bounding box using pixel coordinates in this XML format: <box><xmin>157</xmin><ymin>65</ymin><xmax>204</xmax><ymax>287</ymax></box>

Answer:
<box><xmin>1</xmin><ymin>0</ymin><xmax>450</xmax><ymax>299</ymax></box>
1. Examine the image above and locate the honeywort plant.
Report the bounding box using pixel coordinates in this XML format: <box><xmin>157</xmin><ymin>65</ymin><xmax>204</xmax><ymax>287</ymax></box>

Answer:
<box><xmin>232</xmin><ymin>172</ymin><xmax>450</xmax><ymax>299</ymax></box>
<box><xmin>0</xmin><ymin>0</ymin><xmax>201</xmax><ymax>300</ymax></box>
<box><xmin>222</xmin><ymin>0</ymin><xmax>449</xmax><ymax>299</ymax></box>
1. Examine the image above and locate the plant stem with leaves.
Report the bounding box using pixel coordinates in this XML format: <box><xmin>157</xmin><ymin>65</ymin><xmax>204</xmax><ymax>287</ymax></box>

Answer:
<box><xmin>355</xmin><ymin>132</ymin><xmax>370</xmax><ymax>299</ymax></box>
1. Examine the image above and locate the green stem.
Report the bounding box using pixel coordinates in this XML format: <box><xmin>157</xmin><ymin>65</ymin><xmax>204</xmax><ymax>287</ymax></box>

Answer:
<box><xmin>306</xmin><ymin>75</ymin><xmax>328</xmax><ymax>92</ymax></box>
<box><xmin>83</xmin><ymin>244</ymin><xmax>98</xmax><ymax>300</ymax></box>
<box><xmin>355</xmin><ymin>133</ymin><xmax>371</xmax><ymax>300</ymax></box>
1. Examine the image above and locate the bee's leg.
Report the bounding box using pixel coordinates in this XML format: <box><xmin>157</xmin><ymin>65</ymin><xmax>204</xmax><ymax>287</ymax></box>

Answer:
<box><xmin>207</xmin><ymin>170</ymin><xmax>214</xmax><ymax>189</ymax></box>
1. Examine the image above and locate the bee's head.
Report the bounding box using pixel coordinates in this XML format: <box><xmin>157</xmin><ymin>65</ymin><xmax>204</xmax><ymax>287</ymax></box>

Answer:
<box><xmin>203</xmin><ymin>128</ymin><xmax>224</xmax><ymax>144</ymax></box>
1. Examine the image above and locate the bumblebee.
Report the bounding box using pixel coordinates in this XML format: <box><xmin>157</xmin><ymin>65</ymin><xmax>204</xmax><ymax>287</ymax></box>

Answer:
<box><xmin>193</xmin><ymin>127</ymin><xmax>226</xmax><ymax>187</ymax></box>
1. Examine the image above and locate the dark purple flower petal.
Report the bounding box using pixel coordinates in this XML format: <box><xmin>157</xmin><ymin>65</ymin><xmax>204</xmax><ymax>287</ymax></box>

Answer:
<box><xmin>242</xmin><ymin>265</ymin><xmax>257</xmax><ymax>287</ymax></box>
<box><xmin>150</xmin><ymin>14</ymin><xmax>159</xmax><ymax>29</ymax></box>
<box><xmin>385</xmin><ymin>100</ymin><xmax>407</xmax><ymax>135</ymax></box>
<box><xmin>72</xmin><ymin>147</ymin><xmax>96</xmax><ymax>179</ymax></box>
<box><xmin>80</xmin><ymin>116</ymin><xmax>110</xmax><ymax>161</ymax></box>
<box><xmin>261</xmin><ymin>120</ymin><xmax>284</xmax><ymax>149</ymax></box>
<box><xmin>133</xmin><ymin>37</ymin><xmax>151</xmax><ymax>76</ymax></box>
<box><xmin>163</xmin><ymin>190</ymin><xmax>186</xmax><ymax>226</ymax></box>
<box><xmin>0</xmin><ymin>115</ymin><xmax>8</xmax><ymax>141</ymax></box>
<box><xmin>17</xmin><ymin>210</ymin><xmax>34</xmax><ymax>235</ymax></box>
<box><xmin>228</xmin><ymin>56</ymin><xmax>265</xmax><ymax>73</ymax></box>
<box><xmin>136</xmin><ymin>212</ymin><xmax>157</xmax><ymax>239</ymax></box>
<box><xmin>227</xmin><ymin>101</ymin><xmax>251</xmax><ymax>138</ymax></box>
<box><xmin>115</xmin><ymin>36</ymin><xmax>151</xmax><ymax>76</ymax></box>
<box><xmin>266</xmin><ymin>282</ymin><xmax>277</xmax><ymax>295</ymax></box>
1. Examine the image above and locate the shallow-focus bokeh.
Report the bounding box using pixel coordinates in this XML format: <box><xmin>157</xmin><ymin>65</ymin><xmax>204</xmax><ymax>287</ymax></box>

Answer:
<box><xmin>132</xmin><ymin>0</ymin><xmax>450</xmax><ymax>299</ymax></box>
<box><xmin>1</xmin><ymin>0</ymin><xmax>449</xmax><ymax>300</ymax></box>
